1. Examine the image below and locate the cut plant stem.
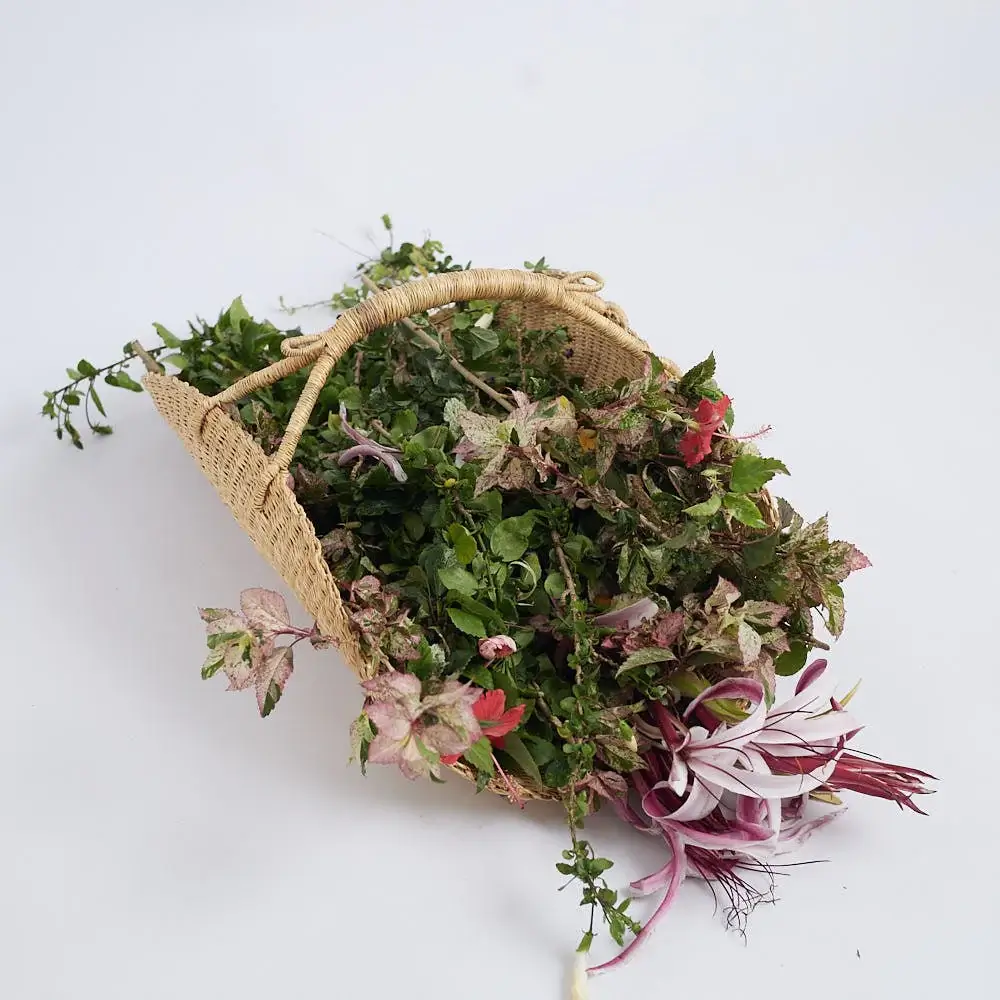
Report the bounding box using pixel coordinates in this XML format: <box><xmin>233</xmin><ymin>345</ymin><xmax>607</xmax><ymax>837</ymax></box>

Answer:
<box><xmin>551</xmin><ymin>530</ymin><xmax>579</xmax><ymax>604</ymax></box>
<box><xmin>131</xmin><ymin>340</ymin><xmax>164</xmax><ymax>374</ymax></box>
<box><xmin>360</xmin><ymin>274</ymin><xmax>513</xmax><ymax>412</ymax></box>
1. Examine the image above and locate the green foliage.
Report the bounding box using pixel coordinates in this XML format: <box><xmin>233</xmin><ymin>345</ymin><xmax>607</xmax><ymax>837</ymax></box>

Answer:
<box><xmin>729</xmin><ymin>455</ymin><xmax>789</xmax><ymax>494</ymax></box>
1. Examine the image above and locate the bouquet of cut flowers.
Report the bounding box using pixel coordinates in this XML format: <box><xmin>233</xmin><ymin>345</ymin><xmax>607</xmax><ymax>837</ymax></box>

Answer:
<box><xmin>44</xmin><ymin>221</ymin><xmax>932</xmax><ymax>989</ymax></box>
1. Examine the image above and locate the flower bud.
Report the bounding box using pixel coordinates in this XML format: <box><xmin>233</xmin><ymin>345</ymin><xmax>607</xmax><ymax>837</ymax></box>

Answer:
<box><xmin>478</xmin><ymin>634</ymin><xmax>517</xmax><ymax>660</ymax></box>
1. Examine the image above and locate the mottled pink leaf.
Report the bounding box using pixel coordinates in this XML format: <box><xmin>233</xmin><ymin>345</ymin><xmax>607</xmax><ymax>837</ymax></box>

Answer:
<box><xmin>737</xmin><ymin>620</ymin><xmax>763</xmax><ymax>666</ymax></box>
<box><xmin>254</xmin><ymin>646</ymin><xmax>293</xmax><ymax>716</ymax></box>
<box><xmin>199</xmin><ymin>607</ymin><xmax>247</xmax><ymax>635</ymax></box>
<box><xmin>240</xmin><ymin>588</ymin><xmax>291</xmax><ymax>636</ymax></box>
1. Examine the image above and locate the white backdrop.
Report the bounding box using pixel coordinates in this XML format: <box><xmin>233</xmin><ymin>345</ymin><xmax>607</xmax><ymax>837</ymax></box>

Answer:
<box><xmin>1</xmin><ymin>2</ymin><xmax>996</xmax><ymax>998</ymax></box>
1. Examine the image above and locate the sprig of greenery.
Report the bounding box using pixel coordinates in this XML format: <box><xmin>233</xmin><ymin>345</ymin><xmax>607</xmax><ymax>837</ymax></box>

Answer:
<box><xmin>42</xmin><ymin>351</ymin><xmax>157</xmax><ymax>447</ymax></box>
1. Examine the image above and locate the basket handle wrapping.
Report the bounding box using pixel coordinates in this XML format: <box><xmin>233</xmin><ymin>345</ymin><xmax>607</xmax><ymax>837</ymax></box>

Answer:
<box><xmin>199</xmin><ymin>267</ymin><xmax>649</xmax><ymax>506</ymax></box>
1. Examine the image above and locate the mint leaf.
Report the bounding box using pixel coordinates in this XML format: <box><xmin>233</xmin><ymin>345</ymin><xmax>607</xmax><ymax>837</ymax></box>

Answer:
<box><xmin>684</xmin><ymin>494</ymin><xmax>722</xmax><ymax>518</ymax></box>
<box><xmin>679</xmin><ymin>351</ymin><xmax>716</xmax><ymax>395</ymax></box>
<box><xmin>447</xmin><ymin>607</ymin><xmax>487</xmax><ymax>637</ymax></box>
<box><xmin>463</xmin><ymin>736</ymin><xmax>495</xmax><ymax>775</ymax></box>
<box><xmin>724</xmin><ymin>493</ymin><xmax>768</xmax><ymax>528</ymax></box>
<box><xmin>438</xmin><ymin>565</ymin><xmax>479</xmax><ymax>596</ymax></box>
<box><xmin>490</xmin><ymin>513</ymin><xmax>536</xmax><ymax>561</ymax></box>
<box><xmin>448</xmin><ymin>523</ymin><xmax>477</xmax><ymax>565</ymax></box>
<box><xmin>730</xmin><ymin>455</ymin><xmax>789</xmax><ymax>494</ymax></box>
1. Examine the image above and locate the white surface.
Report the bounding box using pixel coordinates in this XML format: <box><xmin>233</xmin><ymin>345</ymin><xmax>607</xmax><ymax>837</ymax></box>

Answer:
<box><xmin>1</xmin><ymin>2</ymin><xmax>997</xmax><ymax>997</ymax></box>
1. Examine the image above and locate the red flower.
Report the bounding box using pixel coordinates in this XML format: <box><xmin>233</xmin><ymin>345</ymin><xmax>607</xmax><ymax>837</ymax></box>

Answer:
<box><xmin>441</xmin><ymin>689</ymin><xmax>525</xmax><ymax>764</ymax></box>
<box><xmin>678</xmin><ymin>395</ymin><xmax>731</xmax><ymax>467</ymax></box>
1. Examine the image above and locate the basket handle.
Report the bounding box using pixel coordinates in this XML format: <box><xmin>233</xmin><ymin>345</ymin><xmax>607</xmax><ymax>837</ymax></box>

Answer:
<box><xmin>202</xmin><ymin>267</ymin><xmax>647</xmax><ymax>505</ymax></box>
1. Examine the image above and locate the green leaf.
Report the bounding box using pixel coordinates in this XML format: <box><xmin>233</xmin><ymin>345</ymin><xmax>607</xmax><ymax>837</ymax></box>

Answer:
<box><xmin>228</xmin><ymin>296</ymin><xmax>250</xmax><ymax>331</ymax></box>
<box><xmin>437</xmin><ymin>565</ymin><xmax>479</xmax><ymax>596</ymax></box>
<box><xmin>544</xmin><ymin>571</ymin><xmax>567</xmax><ymax>599</ymax></box>
<box><xmin>775</xmin><ymin>641</ymin><xmax>809</xmax><ymax>676</ymax></box>
<box><xmin>92</xmin><ymin>424</ymin><xmax>113</xmax><ymax>436</ymax></box>
<box><xmin>66</xmin><ymin>367</ymin><xmax>83</xmax><ymax>381</ymax></box>
<box><xmin>729</xmin><ymin>455</ymin><xmax>789</xmax><ymax>494</ymax></box>
<box><xmin>617</xmin><ymin>646</ymin><xmax>676</xmax><ymax>676</ymax></box>
<box><xmin>109</xmin><ymin>371</ymin><xmax>143</xmax><ymax>392</ymax></box>
<box><xmin>743</xmin><ymin>532</ymin><xmax>780</xmax><ymax>569</ymax></box>
<box><xmin>77</xmin><ymin>359</ymin><xmax>98</xmax><ymax>378</ymax></box>
<box><xmin>161</xmin><ymin>353</ymin><xmax>188</xmax><ymax>370</ymax></box>
<box><xmin>402</xmin><ymin>511</ymin><xmax>425</xmax><ymax>541</ymax></box>
<box><xmin>153</xmin><ymin>323</ymin><xmax>182</xmax><ymax>348</ymax></box>
<box><xmin>456</xmin><ymin>325</ymin><xmax>500</xmax><ymax>359</ymax></box>
<box><xmin>63</xmin><ymin>392</ymin><xmax>81</xmax><ymax>405</ymax></box>
<box><xmin>679</xmin><ymin>351</ymin><xmax>716</xmax><ymax>395</ymax></box>
<box><xmin>391</xmin><ymin>409</ymin><xmax>418</xmax><ymax>439</ymax></box>
<box><xmin>463</xmin><ymin>736</ymin><xmax>495</xmax><ymax>775</ymax></box>
<box><xmin>448</xmin><ymin>523</ymin><xmax>477</xmax><ymax>565</ymax></box>
<box><xmin>409</xmin><ymin>425</ymin><xmax>449</xmax><ymax>450</ymax></box>
<box><xmin>661</xmin><ymin>519</ymin><xmax>703</xmax><ymax>549</ymax></box>
<box><xmin>381</xmin><ymin>213</ymin><xmax>393</xmax><ymax>231</ymax></box>
<box><xmin>338</xmin><ymin>385</ymin><xmax>362</xmax><ymax>410</ymax></box>
<box><xmin>724</xmin><ymin>493</ymin><xmax>767</xmax><ymax>529</ymax></box>
<box><xmin>684</xmin><ymin>494</ymin><xmax>722</xmax><ymax>518</ymax></box>
<box><xmin>88</xmin><ymin>384</ymin><xmax>106</xmax><ymax>417</ymax></box>
<box><xmin>447</xmin><ymin>607</ymin><xmax>487</xmax><ymax>637</ymax></box>
<box><xmin>490</xmin><ymin>513</ymin><xmax>536</xmax><ymax>561</ymax></box>
<box><xmin>498</xmin><ymin>732</ymin><xmax>543</xmax><ymax>786</ymax></box>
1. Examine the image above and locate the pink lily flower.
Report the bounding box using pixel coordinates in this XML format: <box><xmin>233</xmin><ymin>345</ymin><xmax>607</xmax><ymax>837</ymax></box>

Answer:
<box><xmin>589</xmin><ymin>660</ymin><xmax>896</xmax><ymax>977</ymax></box>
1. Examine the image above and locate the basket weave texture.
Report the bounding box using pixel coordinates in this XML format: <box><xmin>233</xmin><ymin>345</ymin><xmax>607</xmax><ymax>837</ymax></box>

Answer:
<box><xmin>145</xmin><ymin>268</ymin><xmax>678</xmax><ymax>797</ymax></box>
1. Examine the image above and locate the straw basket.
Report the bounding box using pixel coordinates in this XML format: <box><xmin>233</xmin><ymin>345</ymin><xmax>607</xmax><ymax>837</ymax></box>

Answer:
<box><xmin>145</xmin><ymin>268</ymin><xmax>680</xmax><ymax>800</ymax></box>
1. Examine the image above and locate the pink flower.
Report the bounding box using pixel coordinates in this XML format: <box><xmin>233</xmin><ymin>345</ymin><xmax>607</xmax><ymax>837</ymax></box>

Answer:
<box><xmin>478</xmin><ymin>634</ymin><xmax>517</xmax><ymax>660</ymax></box>
<box><xmin>678</xmin><ymin>395</ymin><xmax>731</xmax><ymax>467</ymax></box>
<box><xmin>440</xmin><ymin>690</ymin><xmax>526</xmax><ymax>766</ymax></box>
<box><xmin>827</xmin><ymin>753</ymin><xmax>935</xmax><ymax>813</ymax></box>
<box><xmin>589</xmin><ymin>659</ymin><xmax>933</xmax><ymax>977</ymax></box>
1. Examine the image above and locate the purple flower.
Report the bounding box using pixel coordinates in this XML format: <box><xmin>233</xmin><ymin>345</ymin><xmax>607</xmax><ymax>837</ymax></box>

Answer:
<box><xmin>589</xmin><ymin>659</ymin><xmax>932</xmax><ymax>977</ymax></box>
<box><xmin>337</xmin><ymin>404</ymin><xmax>407</xmax><ymax>482</ymax></box>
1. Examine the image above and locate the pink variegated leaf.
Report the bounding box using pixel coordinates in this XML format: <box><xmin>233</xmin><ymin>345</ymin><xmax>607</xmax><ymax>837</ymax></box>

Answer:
<box><xmin>361</xmin><ymin>671</ymin><xmax>422</xmax><ymax>714</ymax></box>
<box><xmin>240</xmin><ymin>588</ymin><xmax>291</xmax><ymax>636</ymax></box>
<box><xmin>199</xmin><ymin>607</ymin><xmax>247</xmax><ymax>636</ymax></box>
<box><xmin>737</xmin><ymin>620</ymin><xmax>762</xmax><ymax>666</ymax></box>
<box><xmin>254</xmin><ymin>646</ymin><xmax>294</xmax><ymax>717</ymax></box>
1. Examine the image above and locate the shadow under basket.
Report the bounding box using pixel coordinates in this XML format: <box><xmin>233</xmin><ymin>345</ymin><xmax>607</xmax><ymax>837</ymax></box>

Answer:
<box><xmin>145</xmin><ymin>267</ymin><xmax>677</xmax><ymax>801</ymax></box>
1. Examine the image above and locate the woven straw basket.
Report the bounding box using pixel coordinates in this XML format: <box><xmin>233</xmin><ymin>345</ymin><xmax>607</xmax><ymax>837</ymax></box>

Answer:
<box><xmin>145</xmin><ymin>268</ymin><xmax>679</xmax><ymax>799</ymax></box>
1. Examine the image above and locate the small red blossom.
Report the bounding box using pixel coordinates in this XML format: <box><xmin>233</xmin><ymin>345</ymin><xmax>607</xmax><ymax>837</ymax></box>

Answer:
<box><xmin>678</xmin><ymin>395</ymin><xmax>731</xmax><ymax>468</ymax></box>
<box><xmin>441</xmin><ymin>689</ymin><xmax>526</xmax><ymax>764</ymax></box>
